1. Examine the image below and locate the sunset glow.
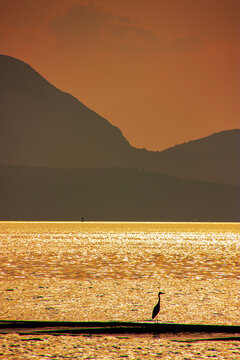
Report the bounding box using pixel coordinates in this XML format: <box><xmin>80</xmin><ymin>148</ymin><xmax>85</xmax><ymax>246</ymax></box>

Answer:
<box><xmin>0</xmin><ymin>0</ymin><xmax>239</xmax><ymax>150</ymax></box>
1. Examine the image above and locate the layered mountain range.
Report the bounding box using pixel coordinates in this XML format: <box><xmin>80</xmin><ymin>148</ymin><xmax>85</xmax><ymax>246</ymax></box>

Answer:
<box><xmin>0</xmin><ymin>54</ymin><xmax>239</xmax><ymax>220</ymax></box>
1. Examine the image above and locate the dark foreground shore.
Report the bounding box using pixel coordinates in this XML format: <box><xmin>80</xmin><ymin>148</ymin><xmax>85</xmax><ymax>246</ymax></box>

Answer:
<box><xmin>1</xmin><ymin>320</ymin><xmax>240</xmax><ymax>337</ymax></box>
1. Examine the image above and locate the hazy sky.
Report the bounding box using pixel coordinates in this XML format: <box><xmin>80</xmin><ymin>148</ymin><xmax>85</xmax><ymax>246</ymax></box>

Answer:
<box><xmin>0</xmin><ymin>0</ymin><xmax>239</xmax><ymax>150</ymax></box>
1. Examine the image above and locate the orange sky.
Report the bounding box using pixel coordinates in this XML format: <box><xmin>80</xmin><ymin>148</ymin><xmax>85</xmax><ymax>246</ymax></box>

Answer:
<box><xmin>0</xmin><ymin>0</ymin><xmax>239</xmax><ymax>150</ymax></box>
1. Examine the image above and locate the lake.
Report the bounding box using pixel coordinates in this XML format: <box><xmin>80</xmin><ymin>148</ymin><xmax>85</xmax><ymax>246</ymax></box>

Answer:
<box><xmin>0</xmin><ymin>221</ymin><xmax>239</xmax><ymax>358</ymax></box>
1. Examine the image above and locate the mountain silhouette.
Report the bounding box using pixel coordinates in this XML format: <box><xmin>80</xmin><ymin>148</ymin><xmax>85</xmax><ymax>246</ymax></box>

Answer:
<box><xmin>0</xmin><ymin>54</ymin><xmax>239</xmax><ymax>187</ymax></box>
<box><xmin>155</xmin><ymin>130</ymin><xmax>240</xmax><ymax>186</ymax></box>
<box><xmin>0</xmin><ymin>54</ymin><xmax>135</xmax><ymax>168</ymax></box>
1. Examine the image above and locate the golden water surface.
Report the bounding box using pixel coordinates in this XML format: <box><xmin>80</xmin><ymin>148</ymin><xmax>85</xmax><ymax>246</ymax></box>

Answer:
<box><xmin>0</xmin><ymin>221</ymin><xmax>239</xmax><ymax>359</ymax></box>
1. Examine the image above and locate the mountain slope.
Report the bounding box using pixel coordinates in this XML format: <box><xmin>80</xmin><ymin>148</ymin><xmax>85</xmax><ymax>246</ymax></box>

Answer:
<box><xmin>0</xmin><ymin>54</ymin><xmax>239</xmax><ymax>186</ymax></box>
<box><xmin>155</xmin><ymin>130</ymin><xmax>240</xmax><ymax>186</ymax></box>
<box><xmin>0</xmin><ymin>54</ymin><xmax>134</xmax><ymax>168</ymax></box>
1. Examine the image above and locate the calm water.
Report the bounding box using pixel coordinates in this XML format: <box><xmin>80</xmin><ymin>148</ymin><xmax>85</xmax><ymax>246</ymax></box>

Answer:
<box><xmin>0</xmin><ymin>222</ymin><xmax>240</xmax><ymax>359</ymax></box>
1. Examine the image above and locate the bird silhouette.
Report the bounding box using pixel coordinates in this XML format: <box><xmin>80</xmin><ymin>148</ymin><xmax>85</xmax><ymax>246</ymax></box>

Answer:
<box><xmin>152</xmin><ymin>291</ymin><xmax>165</xmax><ymax>321</ymax></box>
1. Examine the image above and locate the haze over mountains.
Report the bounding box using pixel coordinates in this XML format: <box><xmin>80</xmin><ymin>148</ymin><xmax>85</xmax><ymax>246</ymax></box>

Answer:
<box><xmin>1</xmin><ymin>166</ymin><xmax>239</xmax><ymax>221</ymax></box>
<box><xmin>0</xmin><ymin>54</ymin><xmax>239</xmax><ymax>220</ymax></box>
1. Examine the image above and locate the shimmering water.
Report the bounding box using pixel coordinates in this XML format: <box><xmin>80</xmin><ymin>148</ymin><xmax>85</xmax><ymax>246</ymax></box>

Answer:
<box><xmin>0</xmin><ymin>221</ymin><xmax>239</xmax><ymax>325</ymax></box>
<box><xmin>0</xmin><ymin>222</ymin><xmax>239</xmax><ymax>281</ymax></box>
<box><xmin>0</xmin><ymin>222</ymin><xmax>240</xmax><ymax>359</ymax></box>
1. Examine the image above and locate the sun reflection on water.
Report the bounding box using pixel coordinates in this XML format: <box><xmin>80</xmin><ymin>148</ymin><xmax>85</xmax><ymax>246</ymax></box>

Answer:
<box><xmin>0</xmin><ymin>223</ymin><xmax>239</xmax><ymax>281</ymax></box>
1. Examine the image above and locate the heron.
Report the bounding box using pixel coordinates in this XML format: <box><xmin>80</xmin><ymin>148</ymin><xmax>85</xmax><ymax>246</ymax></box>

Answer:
<box><xmin>152</xmin><ymin>291</ymin><xmax>165</xmax><ymax>321</ymax></box>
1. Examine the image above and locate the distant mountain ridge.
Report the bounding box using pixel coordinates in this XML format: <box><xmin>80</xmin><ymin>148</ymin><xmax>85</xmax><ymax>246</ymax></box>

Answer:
<box><xmin>155</xmin><ymin>129</ymin><xmax>240</xmax><ymax>186</ymax></box>
<box><xmin>0</xmin><ymin>54</ymin><xmax>239</xmax><ymax>187</ymax></box>
<box><xmin>0</xmin><ymin>165</ymin><xmax>239</xmax><ymax>221</ymax></box>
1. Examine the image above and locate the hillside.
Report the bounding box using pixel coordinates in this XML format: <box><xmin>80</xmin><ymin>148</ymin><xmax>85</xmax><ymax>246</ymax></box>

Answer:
<box><xmin>0</xmin><ymin>54</ymin><xmax>134</xmax><ymax>168</ymax></box>
<box><xmin>155</xmin><ymin>130</ymin><xmax>240</xmax><ymax>186</ymax></box>
<box><xmin>0</xmin><ymin>165</ymin><xmax>239</xmax><ymax>221</ymax></box>
<box><xmin>0</xmin><ymin>54</ymin><xmax>239</xmax><ymax>186</ymax></box>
